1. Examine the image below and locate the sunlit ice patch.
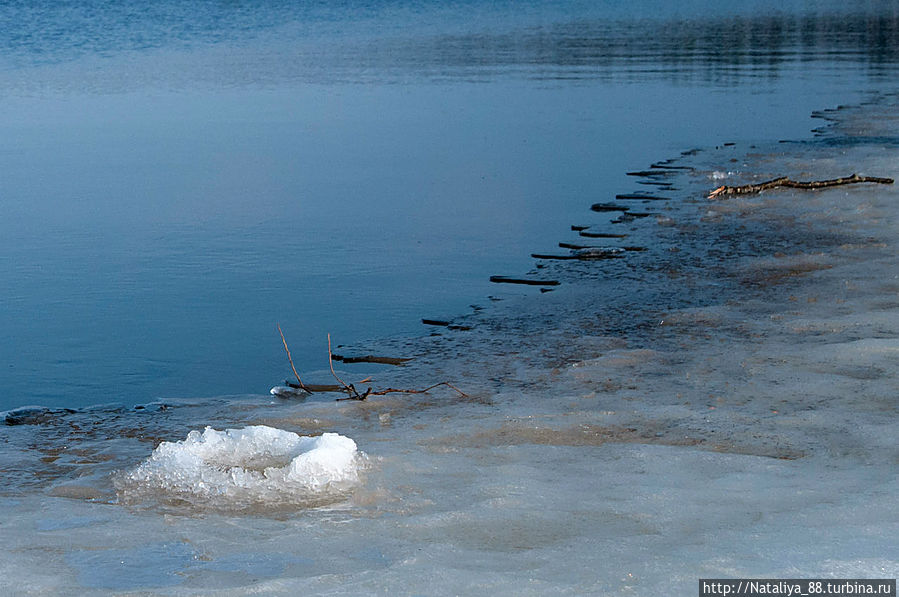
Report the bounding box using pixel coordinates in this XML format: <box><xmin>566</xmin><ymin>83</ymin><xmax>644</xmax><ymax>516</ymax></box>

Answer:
<box><xmin>115</xmin><ymin>425</ymin><xmax>366</xmax><ymax>512</ymax></box>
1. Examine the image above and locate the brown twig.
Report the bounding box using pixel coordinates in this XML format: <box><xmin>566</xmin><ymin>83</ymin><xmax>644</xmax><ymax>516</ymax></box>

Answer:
<box><xmin>335</xmin><ymin>387</ymin><xmax>373</xmax><ymax>402</ymax></box>
<box><xmin>709</xmin><ymin>173</ymin><xmax>893</xmax><ymax>199</ymax></box>
<box><xmin>489</xmin><ymin>275</ymin><xmax>560</xmax><ymax>286</ymax></box>
<box><xmin>331</xmin><ymin>354</ymin><xmax>412</xmax><ymax>365</ymax></box>
<box><xmin>369</xmin><ymin>382</ymin><xmax>468</xmax><ymax>397</ymax></box>
<box><xmin>277</xmin><ymin>323</ymin><xmax>306</xmax><ymax>391</ymax></box>
<box><xmin>327</xmin><ymin>333</ymin><xmax>362</xmax><ymax>399</ymax></box>
<box><xmin>326</xmin><ymin>333</ymin><xmax>352</xmax><ymax>389</ymax></box>
<box><xmin>285</xmin><ymin>378</ymin><xmax>372</xmax><ymax>393</ymax></box>
<box><xmin>336</xmin><ymin>382</ymin><xmax>468</xmax><ymax>402</ymax></box>
<box><xmin>276</xmin><ymin>328</ymin><xmax>466</xmax><ymax>402</ymax></box>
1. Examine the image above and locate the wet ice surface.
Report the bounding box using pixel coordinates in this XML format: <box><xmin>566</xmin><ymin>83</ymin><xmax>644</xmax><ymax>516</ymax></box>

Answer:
<box><xmin>2</xmin><ymin>101</ymin><xmax>898</xmax><ymax>594</ymax></box>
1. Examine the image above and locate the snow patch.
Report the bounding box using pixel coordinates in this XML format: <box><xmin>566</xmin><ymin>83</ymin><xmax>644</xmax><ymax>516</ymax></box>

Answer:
<box><xmin>116</xmin><ymin>426</ymin><xmax>364</xmax><ymax>511</ymax></box>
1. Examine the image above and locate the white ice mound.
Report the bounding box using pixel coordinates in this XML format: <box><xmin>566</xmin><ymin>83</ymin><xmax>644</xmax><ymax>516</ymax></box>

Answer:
<box><xmin>116</xmin><ymin>426</ymin><xmax>364</xmax><ymax>510</ymax></box>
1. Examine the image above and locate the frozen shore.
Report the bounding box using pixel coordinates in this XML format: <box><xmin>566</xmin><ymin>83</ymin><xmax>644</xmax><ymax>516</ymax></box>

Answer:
<box><xmin>2</xmin><ymin>99</ymin><xmax>897</xmax><ymax>595</ymax></box>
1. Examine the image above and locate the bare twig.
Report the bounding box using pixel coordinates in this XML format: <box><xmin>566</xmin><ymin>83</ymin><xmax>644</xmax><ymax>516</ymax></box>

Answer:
<box><xmin>285</xmin><ymin>378</ymin><xmax>372</xmax><ymax>393</ymax></box>
<box><xmin>327</xmin><ymin>333</ymin><xmax>366</xmax><ymax>400</ymax></box>
<box><xmin>369</xmin><ymin>382</ymin><xmax>468</xmax><ymax>397</ymax></box>
<box><xmin>327</xmin><ymin>333</ymin><xmax>351</xmax><ymax>389</ymax></box>
<box><xmin>709</xmin><ymin>173</ymin><xmax>893</xmax><ymax>199</ymax></box>
<box><xmin>331</xmin><ymin>354</ymin><xmax>412</xmax><ymax>365</ymax></box>
<box><xmin>277</xmin><ymin>323</ymin><xmax>306</xmax><ymax>391</ymax></box>
<box><xmin>337</xmin><ymin>382</ymin><xmax>467</xmax><ymax>402</ymax></box>
<box><xmin>276</xmin><ymin>328</ymin><xmax>466</xmax><ymax>402</ymax></box>
<box><xmin>335</xmin><ymin>387</ymin><xmax>372</xmax><ymax>402</ymax></box>
<box><xmin>489</xmin><ymin>275</ymin><xmax>560</xmax><ymax>286</ymax></box>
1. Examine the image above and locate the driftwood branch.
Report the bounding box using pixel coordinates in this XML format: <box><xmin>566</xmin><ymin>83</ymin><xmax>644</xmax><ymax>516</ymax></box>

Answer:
<box><xmin>338</xmin><ymin>381</ymin><xmax>468</xmax><ymax>401</ymax></box>
<box><xmin>276</xmin><ymin>329</ymin><xmax>466</xmax><ymax>402</ymax></box>
<box><xmin>285</xmin><ymin>382</ymin><xmax>344</xmax><ymax>393</ymax></box>
<box><xmin>489</xmin><ymin>275</ymin><xmax>560</xmax><ymax>286</ymax></box>
<box><xmin>370</xmin><ymin>382</ymin><xmax>467</xmax><ymax>398</ymax></box>
<box><xmin>709</xmin><ymin>173</ymin><xmax>893</xmax><ymax>199</ymax></box>
<box><xmin>331</xmin><ymin>354</ymin><xmax>412</xmax><ymax>365</ymax></box>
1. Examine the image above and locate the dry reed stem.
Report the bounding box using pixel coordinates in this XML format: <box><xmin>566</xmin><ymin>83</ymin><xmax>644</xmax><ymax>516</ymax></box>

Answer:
<box><xmin>277</xmin><ymin>323</ymin><xmax>306</xmax><ymax>390</ymax></box>
<box><xmin>369</xmin><ymin>381</ymin><xmax>468</xmax><ymax>397</ymax></box>
<box><xmin>277</xmin><ymin>328</ymin><xmax>466</xmax><ymax>402</ymax></box>
<box><xmin>327</xmin><ymin>333</ymin><xmax>352</xmax><ymax>389</ymax></box>
<box><xmin>326</xmin><ymin>333</ymin><xmax>363</xmax><ymax>399</ymax></box>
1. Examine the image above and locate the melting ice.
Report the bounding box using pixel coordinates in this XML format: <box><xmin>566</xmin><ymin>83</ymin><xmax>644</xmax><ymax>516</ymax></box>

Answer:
<box><xmin>115</xmin><ymin>426</ymin><xmax>364</xmax><ymax>511</ymax></box>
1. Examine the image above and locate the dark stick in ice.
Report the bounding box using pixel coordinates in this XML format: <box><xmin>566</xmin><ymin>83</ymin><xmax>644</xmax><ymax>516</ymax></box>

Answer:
<box><xmin>708</xmin><ymin>173</ymin><xmax>893</xmax><ymax>199</ymax></box>
<box><xmin>276</xmin><ymin>328</ymin><xmax>467</xmax><ymax>401</ymax></box>
<box><xmin>331</xmin><ymin>354</ymin><xmax>413</xmax><ymax>365</ymax></box>
<box><xmin>489</xmin><ymin>275</ymin><xmax>560</xmax><ymax>286</ymax></box>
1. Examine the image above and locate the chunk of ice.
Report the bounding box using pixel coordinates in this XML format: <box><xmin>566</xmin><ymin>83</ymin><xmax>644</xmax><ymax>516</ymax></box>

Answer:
<box><xmin>116</xmin><ymin>425</ymin><xmax>364</xmax><ymax>511</ymax></box>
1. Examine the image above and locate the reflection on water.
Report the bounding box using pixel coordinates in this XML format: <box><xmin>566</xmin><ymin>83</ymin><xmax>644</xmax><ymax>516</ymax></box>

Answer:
<box><xmin>352</xmin><ymin>14</ymin><xmax>899</xmax><ymax>83</ymax></box>
<box><xmin>1</xmin><ymin>2</ymin><xmax>897</xmax><ymax>87</ymax></box>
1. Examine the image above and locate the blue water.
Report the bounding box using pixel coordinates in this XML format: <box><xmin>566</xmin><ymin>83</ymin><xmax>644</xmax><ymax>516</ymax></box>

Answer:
<box><xmin>1</xmin><ymin>1</ymin><xmax>898</xmax><ymax>410</ymax></box>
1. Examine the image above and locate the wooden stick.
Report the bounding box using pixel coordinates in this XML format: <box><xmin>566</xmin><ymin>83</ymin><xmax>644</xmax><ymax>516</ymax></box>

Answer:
<box><xmin>422</xmin><ymin>319</ymin><xmax>450</xmax><ymax>326</ymax></box>
<box><xmin>709</xmin><ymin>174</ymin><xmax>893</xmax><ymax>199</ymax></box>
<box><xmin>277</xmin><ymin>323</ymin><xmax>306</xmax><ymax>391</ymax></box>
<box><xmin>286</xmin><ymin>382</ymin><xmax>342</xmax><ymax>392</ymax></box>
<box><xmin>286</xmin><ymin>379</ymin><xmax>372</xmax><ymax>393</ymax></box>
<box><xmin>331</xmin><ymin>354</ymin><xmax>413</xmax><ymax>365</ymax></box>
<box><xmin>531</xmin><ymin>253</ymin><xmax>580</xmax><ymax>260</ymax></box>
<box><xmin>490</xmin><ymin>275</ymin><xmax>560</xmax><ymax>286</ymax></box>
<box><xmin>368</xmin><ymin>381</ymin><xmax>468</xmax><ymax>397</ymax></box>
<box><xmin>591</xmin><ymin>203</ymin><xmax>630</xmax><ymax>212</ymax></box>
<box><xmin>327</xmin><ymin>333</ymin><xmax>352</xmax><ymax>391</ymax></box>
<box><xmin>276</xmin><ymin>331</ymin><xmax>466</xmax><ymax>402</ymax></box>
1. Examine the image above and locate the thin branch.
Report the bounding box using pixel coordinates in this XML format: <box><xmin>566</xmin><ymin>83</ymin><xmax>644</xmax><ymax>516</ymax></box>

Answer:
<box><xmin>285</xmin><ymin>377</ymin><xmax>372</xmax><ymax>393</ymax></box>
<box><xmin>336</xmin><ymin>382</ymin><xmax>467</xmax><ymax>402</ymax></box>
<box><xmin>331</xmin><ymin>354</ymin><xmax>412</xmax><ymax>365</ymax></box>
<box><xmin>369</xmin><ymin>381</ymin><xmax>468</xmax><ymax>397</ymax></box>
<box><xmin>709</xmin><ymin>173</ymin><xmax>893</xmax><ymax>199</ymax></box>
<box><xmin>327</xmin><ymin>332</ymin><xmax>366</xmax><ymax>400</ymax></box>
<box><xmin>275</xmin><ymin>329</ymin><xmax>466</xmax><ymax>402</ymax></box>
<box><xmin>336</xmin><ymin>387</ymin><xmax>372</xmax><ymax>402</ymax></box>
<box><xmin>277</xmin><ymin>323</ymin><xmax>306</xmax><ymax>391</ymax></box>
<box><xmin>327</xmin><ymin>333</ymin><xmax>351</xmax><ymax>390</ymax></box>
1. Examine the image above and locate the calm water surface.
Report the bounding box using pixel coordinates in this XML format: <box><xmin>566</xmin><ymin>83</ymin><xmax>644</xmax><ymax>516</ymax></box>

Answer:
<box><xmin>1</xmin><ymin>1</ymin><xmax>898</xmax><ymax>410</ymax></box>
